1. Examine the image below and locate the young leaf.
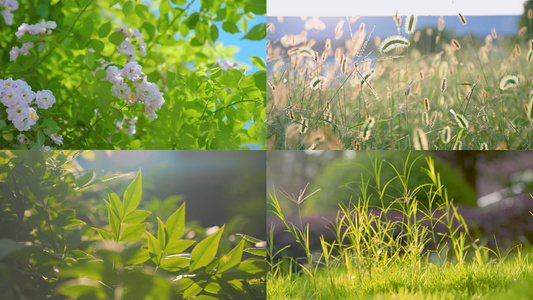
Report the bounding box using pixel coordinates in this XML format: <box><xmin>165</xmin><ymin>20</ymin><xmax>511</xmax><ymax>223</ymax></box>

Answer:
<box><xmin>122</xmin><ymin>210</ymin><xmax>151</xmax><ymax>224</ymax></box>
<box><xmin>189</xmin><ymin>225</ymin><xmax>224</xmax><ymax>272</ymax></box>
<box><xmin>105</xmin><ymin>201</ymin><xmax>120</xmax><ymax>240</ymax></box>
<box><xmin>75</xmin><ymin>170</ymin><xmax>94</xmax><ymax>188</ymax></box>
<box><xmin>92</xmin><ymin>227</ymin><xmax>112</xmax><ymax>240</ymax></box>
<box><xmin>146</xmin><ymin>232</ymin><xmax>162</xmax><ymax>264</ymax></box>
<box><xmin>244</xmin><ymin>248</ymin><xmax>267</xmax><ymax>257</ymax></box>
<box><xmin>108</xmin><ymin>192</ymin><xmax>124</xmax><ymax>220</ymax></box>
<box><xmin>236</xmin><ymin>233</ymin><xmax>263</xmax><ymax>244</ymax></box>
<box><xmin>166</xmin><ymin>239</ymin><xmax>195</xmax><ymax>254</ymax></box>
<box><xmin>98</xmin><ymin>21</ymin><xmax>111</xmax><ymax>38</ymax></box>
<box><xmin>157</xmin><ymin>217</ymin><xmax>167</xmax><ymax>251</ymax></box>
<box><xmin>159</xmin><ymin>254</ymin><xmax>190</xmax><ymax>272</ymax></box>
<box><xmin>242</xmin><ymin>23</ymin><xmax>266</xmax><ymax>41</ymax></box>
<box><xmin>119</xmin><ymin>223</ymin><xmax>148</xmax><ymax>242</ymax></box>
<box><xmin>166</xmin><ymin>203</ymin><xmax>185</xmax><ymax>241</ymax></box>
<box><xmin>123</xmin><ymin>170</ymin><xmax>142</xmax><ymax>216</ymax></box>
<box><xmin>217</xmin><ymin>239</ymin><xmax>244</xmax><ymax>273</ymax></box>
<box><xmin>250</xmin><ymin>56</ymin><xmax>266</xmax><ymax>70</ymax></box>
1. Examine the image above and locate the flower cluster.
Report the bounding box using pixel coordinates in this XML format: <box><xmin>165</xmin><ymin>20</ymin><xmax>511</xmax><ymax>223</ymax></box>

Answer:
<box><xmin>0</xmin><ymin>0</ymin><xmax>18</xmax><ymax>25</ymax></box>
<box><xmin>0</xmin><ymin>78</ymin><xmax>61</xmax><ymax>142</ymax></box>
<box><xmin>10</xmin><ymin>20</ymin><xmax>57</xmax><ymax>61</ymax></box>
<box><xmin>115</xmin><ymin>27</ymin><xmax>147</xmax><ymax>62</ymax></box>
<box><xmin>95</xmin><ymin>27</ymin><xmax>165</xmax><ymax>121</ymax></box>
<box><xmin>103</xmin><ymin>61</ymin><xmax>165</xmax><ymax>120</ymax></box>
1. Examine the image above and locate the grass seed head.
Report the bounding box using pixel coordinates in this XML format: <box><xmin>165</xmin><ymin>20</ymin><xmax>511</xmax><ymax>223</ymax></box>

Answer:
<box><xmin>441</xmin><ymin>78</ymin><xmax>447</xmax><ymax>92</ymax></box>
<box><xmin>480</xmin><ymin>142</ymin><xmax>488</xmax><ymax>150</ymax></box>
<box><xmin>310</xmin><ymin>76</ymin><xmax>327</xmax><ymax>90</ymax></box>
<box><xmin>405</xmin><ymin>14</ymin><xmax>418</xmax><ymax>34</ymax></box>
<box><xmin>438</xmin><ymin>16</ymin><xmax>445</xmax><ymax>32</ymax></box>
<box><xmin>458</xmin><ymin>13</ymin><xmax>467</xmax><ymax>25</ymax></box>
<box><xmin>528</xmin><ymin>98</ymin><xmax>533</xmax><ymax>123</ymax></box>
<box><xmin>491</xmin><ymin>28</ymin><xmax>497</xmax><ymax>39</ymax></box>
<box><xmin>424</xmin><ymin>97</ymin><xmax>430</xmax><ymax>111</ymax></box>
<box><xmin>413</xmin><ymin>128</ymin><xmax>429</xmax><ymax>150</ymax></box>
<box><xmin>451</xmin><ymin>39</ymin><xmax>461</xmax><ymax>50</ymax></box>
<box><xmin>528</xmin><ymin>50</ymin><xmax>533</xmax><ymax>62</ymax></box>
<box><xmin>379</xmin><ymin>35</ymin><xmax>410</xmax><ymax>53</ymax></box>
<box><xmin>450</xmin><ymin>109</ymin><xmax>469</xmax><ymax>129</ymax></box>
<box><xmin>499</xmin><ymin>75</ymin><xmax>519</xmax><ymax>90</ymax></box>
<box><xmin>441</xmin><ymin>126</ymin><xmax>451</xmax><ymax>143</ymax></box>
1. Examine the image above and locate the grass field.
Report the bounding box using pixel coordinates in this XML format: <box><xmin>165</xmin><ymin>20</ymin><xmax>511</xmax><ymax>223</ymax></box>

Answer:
<box><xmin>267</xmin><ymin>153</ymin><xmax>533</xmax><ymax>299</ymax></box>
<box><xmin>267</xmin><ymin>15</ymin><xmax>533</xmax><ymax>150</ymax></box>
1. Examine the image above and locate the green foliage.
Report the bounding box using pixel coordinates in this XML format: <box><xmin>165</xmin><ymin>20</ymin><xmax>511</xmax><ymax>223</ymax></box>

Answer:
<box><xmin>1</xmin><ymin>0</ymin><xmax>266</xmax><ymax>149</ymax></box>
<box><xmin>0</xmin><ymin>151</ymin><xmax>266</xmax><ymax>299</ymax></box>
<box><xmin>268</xmin><ymin>152</ymin><xmax>533</xmax><ymax>299</ymax></box>
<box><xmin>310</xmin><ymin>151</ymin><xmax>477</xmax><ymax>212</ymax></box>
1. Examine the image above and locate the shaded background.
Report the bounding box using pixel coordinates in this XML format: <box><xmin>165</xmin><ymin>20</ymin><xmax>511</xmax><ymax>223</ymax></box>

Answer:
<box><xmin>77</xmin><ymin>151</ymin><xmax>266</xmax><ymax>239</ymax></box>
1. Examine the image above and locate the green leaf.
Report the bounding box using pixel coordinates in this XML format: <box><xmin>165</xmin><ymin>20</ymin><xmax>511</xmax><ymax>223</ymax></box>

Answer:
<box><xmin>189</xmin><ymin>225</ymin><xmax>224</xmax><ymax>272</ymax></box>
<box><xmin>250</xmin><ymin>56</ymin><xmax>266</xmax><ymax>70</ymax></box>
<box><xmin>165</xmin><ymin>203</ymin><xmax>185</xmax><ymax>241</ymax></box>
<box><xmin>146</xmin><ymin>232</ymin><xmax>162</xmax><ymax>264</ymax></box>
<box><xmin>166</xmin><ymin>239</ymin><xmax>195</xmax><ymax>254</ymax></box>
<box><xmin>108</xmin><ymin>192</ymin><xmax>124</xmax><ymax>220</ymax></box>
<box><xmin>98</xmin><ymin>21</ymin><xmax>111</xmax><ymax>38</ymax></box>
<box><xmin>222</xmin><ymin>21</ymin><xmax>240</xmax><ymax>34</ymax></box>
<box><xmin>122</xmin><ymin>210</ymin><xmax>151</xmax><ymax>224</ymax></box>
<box><xmin>160</xmin><ymin>254</ymin><xmax>190</xmax><ymax>271</ymax></box>
<box><xmin>236</xmin><ymin>233</ymin><xmax>263</xmax><ymax>244</ymax></box>
<box><xmin>244</xmin><ymin>248</ymin><xmax>266</xmax><ymax>257</ymax></box>
<box><xmin>92</xmin><ymin>227</ymin><xmax>112</xmax><ymax>240</ymax></box>
<box><xmin>0</xmin><ymin>239</ymin><xmax>25</xmax><ymax>260</ymax></box>
<box><xmin>119</xmin><ymin>223</ymin><xmax>148</xmax><ymax>242</ymax></box>
<box><xmin>217</xmin><ymin>239</ymin><xmax>244</xmax><ymax>273</ymax></box>
<box><xmin>125</xmin><ymin>248</ymin><xmax>150</xmax><ymax>264</ymax></box>
<box><xmin>122</xmin><ymin>1</ymin><xmax>133</xmax><ymax>16</ymax></box>
<box><xmin>245</xmin><ymin>0</ymin><xmax>266</xmax><ymax>14</ymax></box>
<box><xmin>209</xmin><ymin>24</ymin><xmax>219</xmax><ymax>41</ymax></box>
<box><xmin>123</xmin><ymin>170</ymin><xmax>142</xmax><ymax>216</ymax></box>
<box><xmin>157</xmin><ymin>217</ymin><xmax>167</xmax><ymax>251</ymax></box>
<box><xmin>135</xmin><ymin>4</ymin><xmax>149</xmax><ymax>19</ymax></box>
<box><xmin>76</xmin><ymin>170</ymin><xmax>94</xmax><ymax>188</ymax></box>
<box><xmin>242</xmin><ymin>23</ymin><xmax>266</xmax><ymax>41</ymax></box>
<box><xmin>95</xmin><ymin>68</ymin><xmax>106</xmax><ymax>81</ymax></box>
<box><xmin>105</xmin><ymin>201</ymin><xmax>120</xmax><ymax>240</ymax></box>
<box><xmin>109</xmin><ymin>31</ymin><xmax>126</xmax><ymax>45</ymax></box>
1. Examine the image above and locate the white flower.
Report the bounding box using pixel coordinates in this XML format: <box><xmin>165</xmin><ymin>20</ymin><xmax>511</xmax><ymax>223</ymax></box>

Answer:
<box><xmin>115</xmin><ymin>27</ymin><xmax>129</xmax><ymax>37</ymax></box>
<box><xmin>1</xmin><ymin>85</ymin><xmax>22</xmax><ymax>107</ymax></box>
<box><xmin>122</xmin><ymin>61</ymin><xmax>143</xmax><ymax>81</ymax></box>
<box><xmin>125</xmin><ymin>124</ymin><xmax>136</xmax><ymax>135</ymax></box>
<box><xmin>1</xmin><ymin>10</ymin><xmax>14</xmax><ymax>25</ymax></box>
<box><xmin>20</xmin><ymin>42</ymin><xmax>33</xmax><ymax>55</ymax></box>
<box><xmin>145</xmin><ymin>104</ymin><xmax>158</xmax><ymax>120</ymax></box>
<box><xmin>35</xmin><ymin>89</ymin><xmax>56</xmax><ymax>109</ymax></box>
<box><xmin>139</xmin><ymin>41</ymin><xmax>147</xmax><ymax>57</ymax></box>
<box><xmin>49</xmin><ymin>133</ymin><xmax>63</xmax><ymax>145</ymax></box>
<box><xmin>136</xmin><ymin>82</ymin><xmax>160</xmax><ymax>102</ymax></box>
<box><xmin>5</xmin><ymin>0</ymin><xmax>18</xmax><ymax>11</ymax></box>
<box><xmin>111</xmin><ymin>81</ymin><xmax>131</xmax><ymax>99</ymax></box>
<box><xmin>16</xmin><ymin>23</ymin><xmax>29</xmax><ymax>38</ymax></box>
<box><xmin>43</xmin><ymin>20</ymin><xmax>56</xmax><ymax>29</ymax></box>
<box><xmin>125</xmin><ymin>91</ymin><xmax>137</xmax><ymax>105</ymax></box>
<box><xmin>17</xmin><ymin>133</ymin><xmax>29</xmax><ymax>144</ymax></box>
<box><xmin>28</xmin><ymin>107</ymin><xmax>38</xmax><ymax>125</ymax></box>
<box><xmin>117</xmin><ymin>39</ymin><xmax>135</xmax><ymax>56</ymax></box>
<box><xmin>9</xmin><ymin>46</ymin><xmax>19</xmax><ymax>61</ymax></box>
<box><xmin>128</xmin><ymin>28</ymin><xmax>144</xmax><ymax>39</ymax></box>
<box><xmin>106</xmin><ymin>65</ymin><xmax>123</xmax><ymax>84</ymax></box>
<box><xmin>39</xmin><ymin>145</ymin><xmax>52</xmax><ymax>150</ymax></box>
<box><xmin>7</xmin><ymin>103</ymin><xmax>30</xmax><ymax>123</ymax></box>
<box><xmin>19</xmin><ymin>86</ymin><xmax>36</xmax><ymax>104</ymax></box>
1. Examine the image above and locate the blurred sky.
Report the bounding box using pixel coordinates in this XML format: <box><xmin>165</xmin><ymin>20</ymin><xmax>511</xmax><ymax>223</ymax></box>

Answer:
<box><xmin>268</xmin><ymin>0</ymin><xmax>527</xmax><ymax>16</ymax></box>
<box><xmin>268</xmin><ymin>15</ymin><xmax>521</xmax><ymax>42</ymax></box>
<box><xmin>77</xmin><ymin>151</ymin><xmax>266</xmax><ymax>238</ymax></box>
